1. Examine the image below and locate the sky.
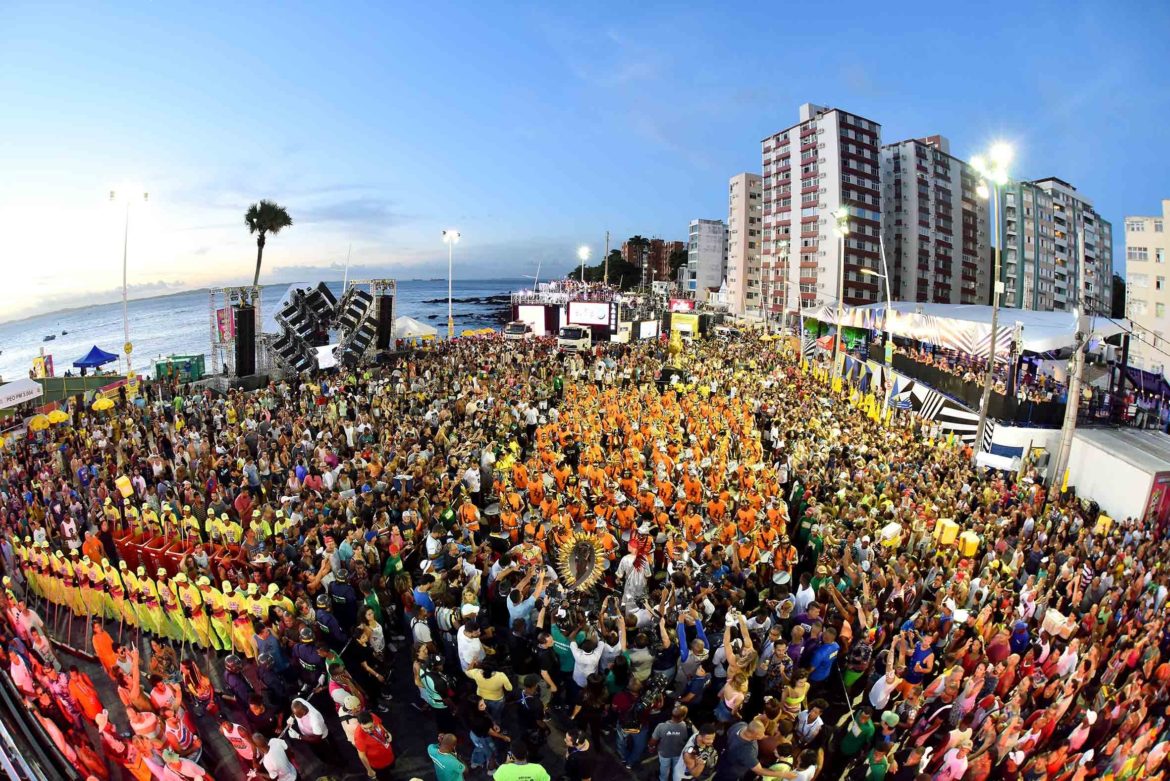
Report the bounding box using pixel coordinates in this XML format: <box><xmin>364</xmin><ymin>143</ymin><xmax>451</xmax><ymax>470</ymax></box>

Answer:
<box><xmin>1</xmin><ymin>0</ymin><xmax>1168</xmax><ymax>321</ymax></box>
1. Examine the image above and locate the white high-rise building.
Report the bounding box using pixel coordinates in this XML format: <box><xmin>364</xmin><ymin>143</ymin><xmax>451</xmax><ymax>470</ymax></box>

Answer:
<box><xmin>726</xmin><ymin>172</ymin><xmax>762</xmax><ymax>316</ymax></box>
<box><xmin>1000</xmin><ymin>177</ymin><xmax>1112</xmax><ymax>313</ymax></box>
<box><xmin>687</xmin><ymin>219</ymin><xmax>727</xmax><ymax>295</ymax></box>
<box><xmin>1123</xmin><ymin>201</ymin><xmax>1170</xmax><ymax>374</ymax></box>
<box><xmin>761</xmin><ymin>103</ymin><xmax>882</xmax><ymax>318</ymax></box>
<box><xmin>880</xmin><ymin>135</ymin><xmax>991</xmax><ymax>305</ymax></box>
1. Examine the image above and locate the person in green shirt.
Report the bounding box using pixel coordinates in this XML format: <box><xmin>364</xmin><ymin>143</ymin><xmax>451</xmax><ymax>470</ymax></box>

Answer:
<box><xmin>551</xmin><ymin>620</ymin><xmax>584</xmax><ymax>676</ymax></box>
<box><xmin>429</xmin><ymin>733</ymin><xmax>467</xmax><ymax>781</ymax></box>
<box><xmin>862</xmin><ymin>745</ymin><xmax>890</xmax><ymax>781</ymax></box>
<box><xmin>493</xmin><ymin>742</ymin><xmax>550</xmax><ymax>781</ymax></box>
<box><xmin>838</xmin><ymin>707</ymin><xmax>875</xmax><ymax>760</ymax></box>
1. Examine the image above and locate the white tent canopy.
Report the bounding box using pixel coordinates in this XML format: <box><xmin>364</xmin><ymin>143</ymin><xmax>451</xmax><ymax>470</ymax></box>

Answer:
<box><xmin>0</xmin><ymin>378</ymin><xmax>43</xmax><ymax>410</ymax></box>
<box><xmin>806</xmin><ymin>302</ymin><xmax>1129</xmax><ymax>357</ymax></box>
<box><xmin>394</xmin><ymin>315</ymin><xmax>437</xmax><ymax>339</ymax></box>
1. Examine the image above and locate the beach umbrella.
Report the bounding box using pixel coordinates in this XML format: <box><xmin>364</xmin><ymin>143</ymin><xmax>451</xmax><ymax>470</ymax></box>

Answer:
<box><xmin>28</xmin><ymin>414</ymin><xmax>51</xmax><ymax>431</ymax></box>
<box><xmin>47</xmin><ymin>409</ymin><xmax>71</xmax><ymax>425</ymax></box>
<box><xmin>92</xmin><ymin>397</ymin><xmax>115</xmax><ymax>412</ymax></box>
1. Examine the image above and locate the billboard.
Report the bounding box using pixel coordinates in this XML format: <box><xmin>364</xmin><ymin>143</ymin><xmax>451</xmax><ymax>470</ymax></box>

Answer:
<box><xmin>669</xmin><ymin>298</ymin><xmax>695</xmax><ymax>313</ymax></box>
<box><xmin>638</xmin><ymin>320</ymin><xmax>660</xmax><ymax>339</ymax></box>
<box><xmin>517</xmin><ymin>305</ymin><xmax>548</xmax><ymax>336</ymax></box>
<box><xmin>568</xmin><ymin>301</ymin><xmax>611</xmax><ymax>326</ymax></box>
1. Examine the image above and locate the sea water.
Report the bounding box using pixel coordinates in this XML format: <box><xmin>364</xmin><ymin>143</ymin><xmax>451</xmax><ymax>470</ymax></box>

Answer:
<box><xmin>0</xmin><ymin>278</ymin><xmax>522</xmax><ymax>382</ymax></box>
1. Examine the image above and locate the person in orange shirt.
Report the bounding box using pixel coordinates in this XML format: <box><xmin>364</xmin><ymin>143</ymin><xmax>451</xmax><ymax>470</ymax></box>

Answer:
<box><xmin>91</xmin><ymin>620</ymin><xmax>117</xmax><ymax>678</ymax></box>
<box><xmin>756</xmin><ymin>521</ymin><xmax>779</xmax><ymax>553</ymax></box>
<box><xmin>511</xmin><ymin>461</ymin><xmax>530</xmax><ymax>492</ymax></box>
<box><xmin>683</xmin><ymin>473</ymin><xmax>703</xmax><ymax>505</ymax></box>
<box><xmin>734</xmin><ymin>537</ymin><xmax>759</xmax><ymax>568</ymax></box>
<box><xmin>458</xmin><ymin>501</ymin><xmax>481</xmax><ymax>539</ymax></box>
<box><xmin>736</xmin><ymin>504</ymin><xmax>757</xmax><ymax>536</ymax></box>
<box><xmin>614</xmin><ymin>501</ymin><xmax>636</xmax><ymax>535</ymax></box>
<box><xmin>682</xmin><ymin>507</ymin><xmax>705</xmax><ymax>545</ymax></box>
<box><xmin>68</xmin><ymin>667</ymin><xmax>104</xmax><ymax>722</ymax></box>
<box><xmin>596</xmin><ymin>522</ymin><xmax>618</xmax><ymax>566</ymax></box>
<box><xmin>637</xmin><ymin>488</ymin><xmax>656</xmax><ymax>518</ymax></box>
<box><xmin>499</xmin><ymin>508</ymin><xmax>521</xmax><ymax>543</ymax></box>
<box><xmin>707</xmin><ymin>496</ymin><xmax>727</xmax><ymax>523</ymax></box>
<box><xmin>528</xmin><ymin>478</ymin><xmax>546</xmax><ymax>509</ymax></box>
<box><xmin>718</xmin><ymin>519</ymin><xmax>738</xmax><ymax>547</ymax></box>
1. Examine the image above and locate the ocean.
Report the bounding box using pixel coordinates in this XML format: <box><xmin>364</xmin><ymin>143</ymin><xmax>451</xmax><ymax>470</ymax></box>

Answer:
<box><xmin>0</xmin><ymin>278</ymin><xmax>522</xmax><ymax>382</ymax></box>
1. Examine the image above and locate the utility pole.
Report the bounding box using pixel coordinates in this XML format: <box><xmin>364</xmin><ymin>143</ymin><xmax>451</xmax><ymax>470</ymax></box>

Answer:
<box><xmin>604</xmin><ymin>231</ymin><xmax>610</xmax><ymax>286</ymax></box>
<box><xmin>1051</xmin><ymin>223</ymin><xmax>1089</xmax><ymax>493</ymax></box>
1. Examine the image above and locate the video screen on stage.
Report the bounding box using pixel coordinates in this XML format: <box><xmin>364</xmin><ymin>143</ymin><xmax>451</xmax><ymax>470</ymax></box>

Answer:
<box><xmin>517</xmin><ymin>305</ymin><xmax>548</xmax><ymax>336</ymax></box>
<box><xmin>568</xmin><ymin>301</ymin><xmax>610</xmax><ymax>326</ymax></box>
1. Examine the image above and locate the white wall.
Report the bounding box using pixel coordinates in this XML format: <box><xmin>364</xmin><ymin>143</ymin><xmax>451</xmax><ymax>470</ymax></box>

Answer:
<box><xmin>1066</xmin><ymin>436</ymin><xmax>1152</xmax><ymax>520</ymax></box>
<box><xmin>990</xmin><ymin>425</ymin><xmax>1061</xmax><ymax>454</ymax></box>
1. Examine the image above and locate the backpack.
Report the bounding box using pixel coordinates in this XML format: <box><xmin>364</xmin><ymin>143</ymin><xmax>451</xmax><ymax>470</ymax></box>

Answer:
<box><xmin>422</xmin><ymin>666</ymin><xmax>455</xmax><ymax>703</ymax></box>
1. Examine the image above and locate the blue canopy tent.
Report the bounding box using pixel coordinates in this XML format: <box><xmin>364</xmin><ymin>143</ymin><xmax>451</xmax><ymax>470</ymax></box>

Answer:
<box><xmin>73</xmin><ymin>345</ymin><xmax>118</xmax><ymax>369</ymax></box>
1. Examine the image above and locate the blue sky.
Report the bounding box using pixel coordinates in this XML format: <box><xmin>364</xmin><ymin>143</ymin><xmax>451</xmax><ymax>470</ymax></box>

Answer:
<box><xmin>1</xmin><ymin>0</ymin><xmax>1167</xmax><ymax>318</ymax></box>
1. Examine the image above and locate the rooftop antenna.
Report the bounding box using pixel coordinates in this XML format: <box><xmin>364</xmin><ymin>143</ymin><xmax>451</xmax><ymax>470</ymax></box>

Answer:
<box><xmin>521</xmin><ymin>259</ymin><xmax>543</xmax><ymax>292</ymax></box>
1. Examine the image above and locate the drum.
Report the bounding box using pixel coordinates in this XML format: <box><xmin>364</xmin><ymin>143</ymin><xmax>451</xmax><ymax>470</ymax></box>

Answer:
<box><xmin>772</xmin><ymin>569</ymin><xmax>792</xmax><ymax>586</ymax></box>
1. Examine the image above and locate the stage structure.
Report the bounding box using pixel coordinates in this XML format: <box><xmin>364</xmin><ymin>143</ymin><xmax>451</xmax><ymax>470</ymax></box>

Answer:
<box><xmin>208</xmin><ymin>286</ymin><xmax>261</xmax><ymax>376</ymax></box>
<box><xmin>260</xmin><ymin>279</ymin><xmax>396</xmax><ymax>376</ymax></box>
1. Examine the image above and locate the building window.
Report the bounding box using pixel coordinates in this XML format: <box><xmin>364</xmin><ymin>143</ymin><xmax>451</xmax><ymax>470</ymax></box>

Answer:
<box><xmin>1128</xmin><ymin>219</ymin><xmax>1146</xmax><ymax>232</ymax></box>
<box><xmin>1130</xmin><ymin>273</ymin><xmax>1149</xmax><ymax>288</ymax></box>
<box><xmin>1156</xmin><ymin>220</ymin><xmax>1164</xmax><ymax>233</ymax></box>
<box><xmin>1159</xmin><ymin>303</ymin><xmax>1167</xmax><ymax>319</ymax></box>
<box><xmin>1158</xmin><ymin>249</ymin><xmax>1165</xmax><ymax>264</ymax></box>
<box><xmin>1129</xmin><ymin>246</ymin><xmax>1149</xmax><ymax>262</ymax></box>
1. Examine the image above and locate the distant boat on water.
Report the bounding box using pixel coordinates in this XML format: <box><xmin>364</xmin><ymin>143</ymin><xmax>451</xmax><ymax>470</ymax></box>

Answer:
<box><xmin>61</xmin><ymin>330</ymin><xmax>68</xmax><ymax>335</ymax></box>
<box><xmin>43</xmin><ymin>334</ymin><xmax>55</xmax><ymax>342</ymax></box>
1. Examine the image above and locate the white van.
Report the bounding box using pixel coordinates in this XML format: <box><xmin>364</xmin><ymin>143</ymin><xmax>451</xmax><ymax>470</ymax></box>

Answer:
<box><xmin>557</xmin><ymin>325</ymin><xmax>591</xmax><ymax>352</ymax></box>
<box><xmin>503</xmin><ymin>321</ymin><xmax>534</xmax><ymax>341</ymax></box>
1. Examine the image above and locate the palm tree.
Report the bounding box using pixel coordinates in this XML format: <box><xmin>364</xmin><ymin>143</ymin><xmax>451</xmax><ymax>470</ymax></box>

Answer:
<box><xmin>244</xmin><ymin>200</ymin><xmax>293</xmax><ymax>288</ymax></box>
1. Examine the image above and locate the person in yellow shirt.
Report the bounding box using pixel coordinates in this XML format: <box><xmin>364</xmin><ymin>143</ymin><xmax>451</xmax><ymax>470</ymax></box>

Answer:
<box><xmin>464</xmin><ymin>659</ymin><xmax>512</xmax><ymax>718</ymax></box>
<box><xmin>264</xmin><ymin>582</ymin><xmax>295</xmax><ymax>617</ymax></box>
<box><xmin>223</xmin><ymin>583</ymin><xmax>256</xmax><ymax>657</ymax></box>
<box><xmin>209</xmin><ymin>514</ymin><xmax>229</xmax><ymax>544</ymax></box>
<box><xmin>156</xmin><ymin>569</ymin><xmax>186</xmax><ymax>643</ymax></box>
<box><xmin>181</xmin><ymin>506</ymin><xmax>202</xmax><ymax>542</ymax></box>
<box><xmin>123</xmin><ymin>499</ymin><xmax>142</xmax><ymax>535</ymax></box>
<box><xmin>136</xmin><ymin>566</ymin><xmax>164</xmax><ymax>637</ymax></box>
<box><xmin>205</xmin><ymin>580</ymin><xmax>232</xmax><ymax>652</ymax></box>
<box><xmin>177</xmin><ymin>574</ymin><xmax>211</xmax><ymax>648</ymax></box>
<box><xmin>116</xmin><ymin>561</ymin><xmax>139</xmax><ymax>630</ymax></box>
<box><xmin>141</xmin><ymin>505</ymin><xmax>162</xmax><ymax>536</ymax></box>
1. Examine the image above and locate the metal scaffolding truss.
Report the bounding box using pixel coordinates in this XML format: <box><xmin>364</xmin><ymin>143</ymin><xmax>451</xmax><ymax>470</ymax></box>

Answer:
<box><xmin>208</xmin><ymin>286</ymin><xmax>261</xmax><ymax>375</ymax></box>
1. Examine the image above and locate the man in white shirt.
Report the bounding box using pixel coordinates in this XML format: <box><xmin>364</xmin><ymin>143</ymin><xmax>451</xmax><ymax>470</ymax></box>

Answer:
<box><xmin>252</xmin><ymin>733</ymin><xmax>297</xmax><ymax>781</ymax></box>
<box><xmin>569</xmin><ymin>636</ymin><xmax>602</xmax><ymax>687</ymax></box>
<box><xmin>457</xmin><ymin>616</ymin><xmax>485</xmax><ymax>671</ymax></box>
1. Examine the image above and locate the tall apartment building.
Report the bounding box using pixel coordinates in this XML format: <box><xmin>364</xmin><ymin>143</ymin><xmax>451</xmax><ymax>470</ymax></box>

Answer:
<box><xmin>687</xmin><ymin>219</ymin><xmax>728</xmax><ymax>294</ymax></box>
<box><xmin>621</xmin><ymin>237</ymin><xmax>682</xmax><ymax>285</ymax></box>
<box><xmin>761</xmin><ymin>103</ymin><xmax>882</xmax><ymax>316</ymax></box>
<box><xmin>1123</xmin><ymin>201</ymin><xmax>1170</xmax><ymax>374</ymax></box>
<box><xmin>649</xmin><ymin>240</ymin><xmax>685</xmax><ymax>283</ymax></box>
<box><xmin>1000</xmin><ymin>177</ymin><xmax>1112</xmax><ymax>313</ymax></box>
<box><xmin>726</xmin><ymin>172</ymin><xmax>762</xmax><ymax>316</ymax></box>
<box><xmin>880</xmin><ymin>136</ymin><xmax>991</xmax><ymax>305</ymax></box>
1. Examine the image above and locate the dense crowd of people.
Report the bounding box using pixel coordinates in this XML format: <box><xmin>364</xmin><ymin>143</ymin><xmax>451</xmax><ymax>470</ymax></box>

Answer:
<box><xmin>895</xmin><ymin>345</ymin><xmax>1067</xmax><ymax>404</ymax></box>
<box><xmin>0</xmin><ymin>330</ymin><xmax>1168</xmax><ymax>781</ymax></box>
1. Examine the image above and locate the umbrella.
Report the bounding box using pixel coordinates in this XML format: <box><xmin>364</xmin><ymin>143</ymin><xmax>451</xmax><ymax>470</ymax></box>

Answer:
<box><xmin>47</xmin><ymin>409</ymin><xmax>71</xmax><ymax>424</ymax></box>
<box><xmin>28</xmin><ymin>414</ymin><xmax>51</xmax><ymax>431</ymax></box>
<box><xmin>92</xmin><ymin>397</ymin><xmax>115</xmax><ymax>412</ymax></box>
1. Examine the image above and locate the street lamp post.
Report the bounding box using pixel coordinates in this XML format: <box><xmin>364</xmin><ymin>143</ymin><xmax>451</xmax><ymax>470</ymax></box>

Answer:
<box><xmin>832</xmin><ymin>207</ymin><xmax>850</xmax><ymax>378</ymax></box>
<box><xmin>578</xmin><ymin>245</ymin><xmax>591</xmax><ymax>283</ymax></box>
<box><xmin>970</xmin><ymin>143</ymin><xmax>1012</xmax><ymax>460</ymax></box>
<box><xmin>861</xmin><ymin>245</ymin><xmax>893</xmax><ymax>415</ymax></box>
<box><xmin>110</xmin><ymin>189</ymin><xmax>148</xmax><ymax>378</ymax></box>
<box><xmin>443</xmin><ymin>230</ymin><xmax>460</xmax><ymax>339</ymax></box>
